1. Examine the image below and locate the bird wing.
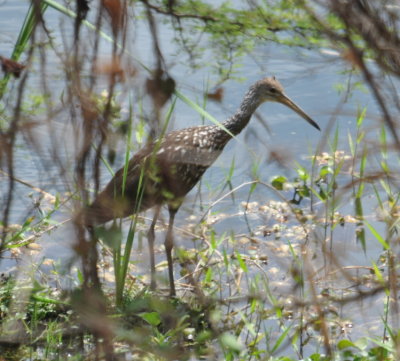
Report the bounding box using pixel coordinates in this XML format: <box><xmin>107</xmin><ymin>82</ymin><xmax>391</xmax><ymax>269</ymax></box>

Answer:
<box><xmin>154</xmin><ymin>126</ymin><xmax>223</xmax><ymax>167</ymax></box>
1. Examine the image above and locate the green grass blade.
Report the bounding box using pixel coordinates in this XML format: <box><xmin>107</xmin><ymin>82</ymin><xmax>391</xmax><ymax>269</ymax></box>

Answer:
<box><xmin>356</xmin><ymin>106</ymin><xmax>366</xmax><ymax>128</ymax></box>
<box><xmin>270</xmin><ymin>325</ymin><xmax>292</xmax><ymax>353</ymax></box>
<box><xmin>364</xmin><ymin>220</ymin><xmax>390</xmax><ymax>250</ymax></box>
<box><xmin>235</xmin><ymin>251</ymin><xmax>248</xmax><ymax>273</ymax></box>
<box><xmin>0</xmin><ymin>2</ymin><xmax>48</xmax><ymax>98</ymax></box>
<box><xmin>354</xmin><ymin>197</ymin><xmax>366</xmax><ymax>251</ymax></box>
<box><xmin>121</xmin><ymin>95</ymin><xmax>134</xmax><ymax>197</ymax></box>
<box><xmin>175</xmin><ymin>89</ymin><xmax>235</xmax><ymax>138</ymax></box>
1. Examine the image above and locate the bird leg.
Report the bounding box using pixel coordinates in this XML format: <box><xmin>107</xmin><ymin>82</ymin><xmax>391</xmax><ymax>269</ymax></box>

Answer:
<box><xmin>165</xmin><ymin>207</ymin><xmax>178</xmax><ymax>296</ymax></box>
<box><xmin>148</xmin><ymin>206</ymin><xmax>161</xmax><ymax>290</ymax></box>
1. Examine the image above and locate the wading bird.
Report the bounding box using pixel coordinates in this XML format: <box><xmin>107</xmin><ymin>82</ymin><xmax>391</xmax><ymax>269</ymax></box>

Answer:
<box><xmin>84</xmin><ymin>77</ymin><xmax>320</xmax><ymax>296</ymax></box>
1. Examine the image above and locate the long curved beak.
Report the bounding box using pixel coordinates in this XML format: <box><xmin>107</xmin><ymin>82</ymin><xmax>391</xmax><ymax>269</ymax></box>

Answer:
<box><xmin>278</xmin><ymin>93</ymin><xmax>320</xmax><ymax>131</ymax></box>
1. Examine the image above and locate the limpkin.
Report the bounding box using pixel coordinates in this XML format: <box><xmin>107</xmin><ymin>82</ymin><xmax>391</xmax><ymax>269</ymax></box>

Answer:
<box><xmin>84</xmin><ymin>77</ymin><xmax>320</xmax><ymax>296</ymax></box>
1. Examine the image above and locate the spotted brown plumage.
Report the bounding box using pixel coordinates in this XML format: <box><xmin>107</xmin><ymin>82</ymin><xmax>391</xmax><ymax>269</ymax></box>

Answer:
<box><xmin>83</xmin><ymin>77</ymin><xmax>320</xmax><ymax>296</ymax></box>
<box><xmin>85</xmin><ymin>125</ymin><xmax>229</xmax><ymax>224</ymax></box>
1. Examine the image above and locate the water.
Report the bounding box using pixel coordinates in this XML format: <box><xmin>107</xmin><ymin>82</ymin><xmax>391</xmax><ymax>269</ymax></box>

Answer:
<box><xmin>0</xmin><ymin>0</ymin><xmax>393</xmax><ymax>357</ymax></box>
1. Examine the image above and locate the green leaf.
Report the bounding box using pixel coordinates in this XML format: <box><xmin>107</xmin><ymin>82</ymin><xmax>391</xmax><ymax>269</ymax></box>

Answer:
<box><xmin>298</xmin><ymin>185</ymin><xmax>310</xmax><ymax>198</ymax></box>
<box><xmin>219</xmin><ymin>332</ymin><xmax>243</xmax><ymax>352</ymax></box>
<box><xmin>139</xmin><ymin>312</ymin><xmax>161</xmax><ymax>326</ymax></box>
<box><xmin>319</xmin><ymin>166</ymin><xmax>332</xmax><ymax>178</ymax></box>
<box><xmin>205</xmin><ymin>267</ymin><xmax>213</xmax><ymax>283</ymax></box>
<box><xmin>210</xmin><ymin>231</ymin><xmax>217</xmax><ymax>250</ymax></box>
<box><xmin>337</xmin><ymin>339</ymin><xmax>356</xmax><ymax>350</ymax></box>
<box><xmin>31</xmin><ymin>294</ymin><xmax>69</xmax><ymax>305</ymax></box>
<box><xmin>271</xmin><ymin>176</ymin><xmax>287</xmax><ymax>190</ymax></box>
<box><xmin>196</xmin><ymin>330</ymin><xmax>212</xmax><ymax>343</ymax></box>
<box><xmin>372</xmin><ymin>262</ymin><xmax>387</xmax><ymax>294</ymax></box>
<box><xmin>235</xmin><ymin>251</ymin><xmax>248</xmax><ymax>273</ymax></box>
<box><xmin>318</xmin><ymin>188</ymin><xmax>327</xmax><ymax>200</ymax></box>
<box><xmin>77</xmin><ymin>269</ymin><xmax>84</xmax><ymax>285</ymax></box>
<box><xmin>357</xmin><ymin>107</ymin><xmax>367</xmax><ymax>128</ymax></box>
<box><xmin>223</xmin><ymin>249</ymin><xmax>229</xmax><ymax>268</ymax></box>
<box><xmin>296</xmin><ymin>166</ymin><xmax>309</xmax><ymax>181</ymax></box>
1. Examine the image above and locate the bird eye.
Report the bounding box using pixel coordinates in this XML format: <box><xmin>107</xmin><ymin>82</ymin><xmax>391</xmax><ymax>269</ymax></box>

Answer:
<box><xmin>270</xmin><ymin>88</ymin><xmax>277</xmax><ymax>93</ymax></box>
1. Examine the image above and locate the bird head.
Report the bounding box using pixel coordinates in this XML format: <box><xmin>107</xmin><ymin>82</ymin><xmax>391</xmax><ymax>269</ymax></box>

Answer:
<box><xmin>256</xmin><ymin>76</ymin><xmax>320</xmax><ymax>131</ymax></box>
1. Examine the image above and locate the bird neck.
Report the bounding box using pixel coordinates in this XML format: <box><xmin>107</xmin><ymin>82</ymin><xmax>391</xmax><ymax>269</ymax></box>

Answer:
<box><xmin>222</xmin><ymin>85</ymin><xmax>261</xmax><ymax>136</ymax></box>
